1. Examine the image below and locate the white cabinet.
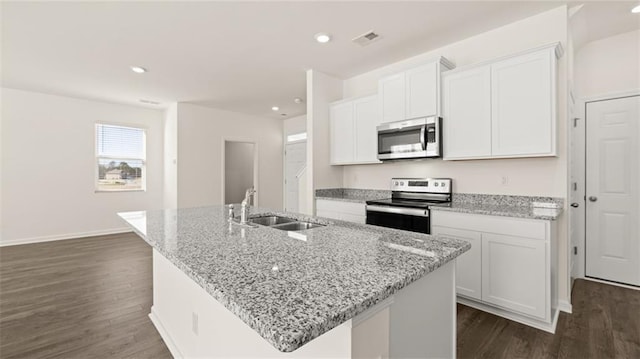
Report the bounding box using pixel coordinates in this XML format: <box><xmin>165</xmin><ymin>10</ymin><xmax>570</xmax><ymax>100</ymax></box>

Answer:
<box><xmin>378</xmin><ymin>57</ymin><xmax>454</xmax><ymax>124</ymax></box>
<box><xmin>442</xmin><ymin>43</ymin><xmax>561</xmax><ymax>160</ymax></box>
<box><xmin>353</xmin><ymin>96</ymin><xmax>380</xmax><ymax>163</ymax></box>
<box><xmin>481</xmin><ymin>233</ymin><xmax>547</xmax><ymax>319</ymax></box>
<box><xmin>431</xmin><ymin>226</ymin><xmax>482</xmax><ymax>300</ymax></box>
<box><xmin>405</xmin><ymin>62</ymin><xmax>438</xmax><ymax>120</ymax></box>
<box><xmin>329</xmin><ymin>102</ymin><xmax>354</xmax><ymax>164</ymax></box>
<box><xmin>491</xmin><ymin>50</ymin><xmax>555</xmax><ymax>156</ymax></box>
<box><xmin>442</xmin><ymin>66</ymin><xmax>492</xmax><ymax>159</ymax></box>
<box><xmin>316</xmin><ymin>199</ymin><xmax>365</xmax><ymax>224</ymax></box>
<box><xmin>431</xmin><ymin>210</ymin><xmax>555</xmax><ymax>330</ymax></box>
<box><xmin>329</xmin><ymin>95</ymin><xmax>380</xmax><ymax>165</ymax></box>
<box><xmin>379</xmin><ymin>73</ymin><xmax>406</xmax><ymax>124</ymax></box>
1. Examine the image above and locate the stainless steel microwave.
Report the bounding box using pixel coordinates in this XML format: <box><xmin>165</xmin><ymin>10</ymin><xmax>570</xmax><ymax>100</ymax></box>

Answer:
<box><xmin>377</xmin><ymin>117</ymin><xmax>441</xmax><ymax>160</ymax></box>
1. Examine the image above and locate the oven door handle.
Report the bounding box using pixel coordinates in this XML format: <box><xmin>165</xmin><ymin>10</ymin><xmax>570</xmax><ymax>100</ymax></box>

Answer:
<box><xmin>366</xmin><ymin>205</ymin><xmax>429</xmax><ymax>217</ymax></box>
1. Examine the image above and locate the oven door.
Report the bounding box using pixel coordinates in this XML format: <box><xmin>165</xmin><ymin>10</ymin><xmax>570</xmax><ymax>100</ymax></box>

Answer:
<box><xmin>365</xmin><ymin>205</ymin><xmax>430</xmax><ymax>234</ymax></box>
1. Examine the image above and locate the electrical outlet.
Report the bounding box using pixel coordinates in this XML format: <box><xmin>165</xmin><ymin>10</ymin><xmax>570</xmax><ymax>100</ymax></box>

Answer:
<box><xmin>501</xmin><ymin>176</ymin><xmax>509</xmax><ymax>185</ymax></box>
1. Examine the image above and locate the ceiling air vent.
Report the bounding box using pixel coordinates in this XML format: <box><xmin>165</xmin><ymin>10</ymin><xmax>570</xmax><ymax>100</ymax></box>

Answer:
<box><xmin>352</xmin><ymin>30</ymin><xmax>382</xmax><ymax>47</ymax></box>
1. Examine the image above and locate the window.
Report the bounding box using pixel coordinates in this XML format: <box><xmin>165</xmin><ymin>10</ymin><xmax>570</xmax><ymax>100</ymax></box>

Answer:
<box><xmin>287</xmin><ymin>132</ymin><xmax>307</xmax><ymax>143</ymax></box>
<box><xmin>95</xmin><ymin>124</ymin><xmax>146</xmax><ymax>191</ymax></box>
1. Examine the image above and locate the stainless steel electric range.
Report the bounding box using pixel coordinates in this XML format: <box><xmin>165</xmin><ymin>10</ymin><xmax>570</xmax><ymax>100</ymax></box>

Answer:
<box><xmin>365</xmin><ymin>178</ymin><xmax>452</xmax><ymax>234</ymax></box>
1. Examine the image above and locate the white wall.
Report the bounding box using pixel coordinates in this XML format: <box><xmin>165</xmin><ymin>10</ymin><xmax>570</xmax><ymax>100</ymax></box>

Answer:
<box><xmin>342</xmin><ymin>6</ymin><xmax>568</xmax><ymax>198</ymax></box>
<box><xmin>283</xmin><ymin>114</ymin><xmax>307</xmax><ymax>137</ymax></box>
<box><xmin>1</xmin><ymin>88</ymin><xmax>164</xmax><ymax>245</ymax></box>
<box><xmin>574</xmin><ymin>29</ymin><xmax>640</xmax><ymax>99</ymax></box>
<box><xmin>176</xmin><ymin>103</ymin><xmax>283</xmax><ymax>210</ymax></box>
<box><xmin>164</xmin><ymin>103</ymin><xmax>178</xmax><ymax>209</ymax></box>
<box><xmin>224</xmin><ymin>141</ymin><xmax>255</xmax><ymax>204</ymax></box>
<box><xmin>306</xmin><ymin>70</ymin><xmax>344</xmax><ymax>214</ymax></box>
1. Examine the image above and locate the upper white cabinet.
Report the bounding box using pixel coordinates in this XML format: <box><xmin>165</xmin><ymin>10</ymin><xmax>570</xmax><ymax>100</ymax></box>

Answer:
<box><xmin>442</xmin><ymin>66</ymin><xmax>492</xmax><ymax>159</ymax></box>
<box><xmin>329</xmin><ymin>102</ymin><xmax>354</xmax><ymax>164</ymax></box>
<box><xmin>491</xmin><ymin>50</ymin><xmax>554</xmax><ymax>156</ymax></box>
<box><xmin>379</xmin><ymin>57</ymin><xmax>454</xmax><ymax>124</ymax></box>
<box><xmin>379</xmin><ymin>73</ymin><xmax>406</xmax><ymax>124</ymax></box>
<box><xmin>329</xmin><ymin>95</ymin><xmax>380</xmax><ymax>165</ymax></box>
<box><xmin>442</xmin><ymin>43</ymin><xmax>562</xmax><ymax>160</ymax></box>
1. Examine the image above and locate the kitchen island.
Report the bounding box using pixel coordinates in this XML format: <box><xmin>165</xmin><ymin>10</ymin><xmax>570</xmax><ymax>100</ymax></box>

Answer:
<box><xmin>119</xmin><ymin>206</ymin><xmax>470</xmax><ymax>358</ymax></box>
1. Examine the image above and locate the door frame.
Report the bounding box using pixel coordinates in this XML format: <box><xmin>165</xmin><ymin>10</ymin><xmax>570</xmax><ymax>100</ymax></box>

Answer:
<box><xmin>283</xmin><ymin>138</ymin><xmax>307</xmax><ymax>213</ymax></box>
<box><xmin>221</xmin><ymin>138</ymin><xmax>259</xmax><ymax>206</ymax></box>
<box><xmin>573</xmin><ymin>89</ymin><xmax>640</xmax><ymax>283</ymax></box>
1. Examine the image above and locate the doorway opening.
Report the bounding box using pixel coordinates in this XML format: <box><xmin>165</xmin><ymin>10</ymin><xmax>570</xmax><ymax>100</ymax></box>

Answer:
<box><xmin>284</xmin><ymin>133</ymin><xmax>307</xmax><ymax>213</ymax></box>
<box><xmin>223</xmin><ymin>140</ymin><xmax>257</xmax><ymax>205</ymax></box>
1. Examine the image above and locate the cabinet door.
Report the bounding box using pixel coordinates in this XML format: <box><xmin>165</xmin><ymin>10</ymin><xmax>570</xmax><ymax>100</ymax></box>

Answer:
<box><xmin>353</xmin><ymin>95</ymin><xmax>381</xmax><ymax>163</ymax></box>
<box><xmin>432</xmin><ymin>226</ymin><xmax>481</xmax><ymax>300</ymax></box>
<box><xmin>442</xmin><ymin>66</ymin><xmax>492</xmax><ymax>159</ymax></box>
<box><xmin>330</xmin><ymin>102</ymin><xmax>355</xmax><ymax>164</ymax></box>
<box><xmin>405</xmin><ymin>62</ymin><xmax>438</xmax><ymax>119</ymax></box>
<box><xmin>481</xmin><ymin>233</ymin><xmax>547</xmax><ymax>319</ymax></box>
<box><xmin>491</xmin><ymin>49</ymin><xmax>555</xmax><ymax>156</ymax></box>
<box><xmin>379</xmin><ymin>73</ymin><xmax>405</xmax><ymax>124</ymax></box>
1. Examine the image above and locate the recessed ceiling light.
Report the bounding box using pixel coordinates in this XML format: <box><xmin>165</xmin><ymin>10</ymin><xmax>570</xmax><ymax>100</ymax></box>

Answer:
<box><xmin>130</xmin><ymin>66</ymin><xmax>147</xmax><ymax>73</ymax></box>
<box><xmin>632</xmin><ymin>4</ymin><xmax>640</xmax><ymax>13</ymax></box>
<box><xmin>315</xmin><ymin>33</ymin><xmax>331</xmax><ymax>43</ymax></box>
<box><xmin>294</xmin><ymin>97</ymin><xmax>304</xmax><ymax>104</ymax></box>
<box><xmin>271</xmin><ymin>106</ymin><xmax>279</xmax><ymax>111</ymax></box>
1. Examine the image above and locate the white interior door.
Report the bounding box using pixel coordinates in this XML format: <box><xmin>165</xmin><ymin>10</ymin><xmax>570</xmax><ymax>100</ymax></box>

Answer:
<box><xmin>285</xmin><ymin>141</ymin><xmax>307</xmax><ymax>213</ymax></box>
<box><xmin>586</xmin><ymin>95</ymin><xmax>640</xmax><ymax>286</ymax></box>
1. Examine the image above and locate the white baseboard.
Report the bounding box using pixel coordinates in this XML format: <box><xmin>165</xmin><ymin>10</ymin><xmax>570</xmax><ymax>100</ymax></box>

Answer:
<box><xmin>0</xmin><ymin>228</ymin><xmax>133</xmax><ymax>247</ymax></box>
<box><xmin>584</xmin><ymin>277</ymin><xmax>640</xmax><ymax>291</ymax></box>
<box><xmin>149</xmin><ymin>306</ymin><xmax>182</xmax><ymax>359</ymax></box>
<box><xmin>558</xmin><ymin>299</ymin><xmax>572</xmax><ymax>314</ymax></box>
<box><xmin>457</xmin><ymin>296</ymin><xmax>559</xmax><ymax>334</ymax></box>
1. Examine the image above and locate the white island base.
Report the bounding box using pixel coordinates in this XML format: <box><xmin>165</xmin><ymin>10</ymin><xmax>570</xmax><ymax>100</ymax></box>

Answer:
<box><xmin>150</xmin><ymin>250</ymin><xmax>456</xmax><ymax>358</ymax></box>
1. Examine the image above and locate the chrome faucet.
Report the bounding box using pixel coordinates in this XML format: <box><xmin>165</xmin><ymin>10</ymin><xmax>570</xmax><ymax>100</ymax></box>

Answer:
<box><xmin>240</xmin><ymin>187</ymin><xmax>256</xmax><ymax>224</ymax></box>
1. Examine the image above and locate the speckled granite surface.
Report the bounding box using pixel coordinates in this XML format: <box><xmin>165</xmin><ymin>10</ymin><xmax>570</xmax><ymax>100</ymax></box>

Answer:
<box><xmin>315</xmin><ymin>188</ymin><xmax>390</xmax><ymax>203</ymax></box>
<box><xmin>430</xmin><ymin>193</ymin><xmax>565</xmax><ymax>220</ymax></box>
<box><xmin>119</xmin><ymin>206</ymin><xmax>470</xmax><ymax>353</ymax></box>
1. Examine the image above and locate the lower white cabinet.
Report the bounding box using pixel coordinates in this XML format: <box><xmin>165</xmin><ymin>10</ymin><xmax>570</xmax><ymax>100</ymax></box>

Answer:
<box><xmin>316</xmin><ymin>199</ymin><xmax>366</xmax><ymax>224</ymax></box>
<box><xmin>431</xmin><ymin>226</ymin><xmax>481</xmax><ymax>300</ymax></box>
<box><xmin>431</xmin><ymin>210</ymin><xmax>556</xmax><ymax>330</ymax></box>
<box><xmin>481</xmin><ymin>233</ymin><xmax>547</xmax><ymax>319</ymax></box>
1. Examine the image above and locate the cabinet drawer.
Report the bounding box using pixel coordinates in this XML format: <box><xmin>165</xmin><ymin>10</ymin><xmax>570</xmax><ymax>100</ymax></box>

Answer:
<box><xmin>431</xmin><ymin>211</ymin><xmax>547</xmax><ymax>240</ymax></box>
<box><xmin>316</xmin><ymin>199</ymin><xmax>365</xmax><ymax>216</ymax></box>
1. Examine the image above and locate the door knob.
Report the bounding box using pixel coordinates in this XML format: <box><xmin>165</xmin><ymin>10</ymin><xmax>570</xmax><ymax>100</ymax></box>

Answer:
<box><xmin>589</xmin><ymin>196</ymin><xmax>598</xmax><ymax>202</ymax></box>
<box><xmin>571</xmin><ymin>203</ymin><xmax>579</xmax><ymax>208</ymax></box>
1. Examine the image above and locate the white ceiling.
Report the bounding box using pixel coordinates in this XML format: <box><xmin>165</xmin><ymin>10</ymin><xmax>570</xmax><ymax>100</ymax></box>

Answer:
<box><xmin>2</xmin><ymin>1</ymin><xmax>638</xmax><ymax>119</ymax></box>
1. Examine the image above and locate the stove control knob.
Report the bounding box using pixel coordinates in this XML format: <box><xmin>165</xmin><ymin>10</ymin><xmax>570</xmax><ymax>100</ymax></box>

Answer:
<box><xmin>394</xmin><ymin>181</ymin><xmax>399</xmax><ymax>186</ymax></box>
<box><xmin>400</xmin><ymin>181</ymin><xmax>404</xmax><ymax>186</ymax></box>
<box><xmin>434</xmin><ymin>182</ymin><xmax>439</xmax><ymax>187</ymax></box>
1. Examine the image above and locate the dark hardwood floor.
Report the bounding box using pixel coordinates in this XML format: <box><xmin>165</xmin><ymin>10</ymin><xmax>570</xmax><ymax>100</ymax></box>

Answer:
<box><xmin>0</xmin><ymin>233</ymin><xmax>171</xmax><ymax>359</ymax></box>
<box><xmin>1</xmin><ymin>233</ymin><xmax>638</xmax><ymax>358</ymax></box>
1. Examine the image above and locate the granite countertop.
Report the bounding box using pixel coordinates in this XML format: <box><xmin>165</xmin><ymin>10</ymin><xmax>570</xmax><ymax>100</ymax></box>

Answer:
<box><xmin>315</xmin><ymin>188</ymin><xmax>390</xmax><ymax>203</ymax></box>
<box><xmin>431</xmin><ymin>193</ymin><xmax>564</xmax><ymax>220</ymax></box>
<box><xmin>119</xmin><ymin>206</ymin><xmax>470</xmax><ymax>353</ymax></box>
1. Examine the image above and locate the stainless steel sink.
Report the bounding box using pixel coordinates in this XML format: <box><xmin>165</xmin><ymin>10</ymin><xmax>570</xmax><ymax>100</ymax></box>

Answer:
<box><xmin>271</xmin><ymin>222</ymin><xmax>325</xmax><ymax>231</ymax></box>
<box><xmin>248</xmin><ymin>215</ymin><xmax>297</xmax><ymax>226</ymax></box>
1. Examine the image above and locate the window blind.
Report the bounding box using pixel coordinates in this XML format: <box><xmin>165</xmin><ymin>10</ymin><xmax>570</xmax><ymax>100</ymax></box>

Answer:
<box><xmin>96</xmin><ymin>124</ymin><xmax>144</xmax><ymax>159</ymax></box>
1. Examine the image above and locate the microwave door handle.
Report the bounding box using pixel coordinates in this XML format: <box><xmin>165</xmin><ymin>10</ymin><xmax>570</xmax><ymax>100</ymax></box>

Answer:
<box><xmin>420</xmin><ymin>126</ymin><xmax>426</xmax><ymax>150</ymax></box>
